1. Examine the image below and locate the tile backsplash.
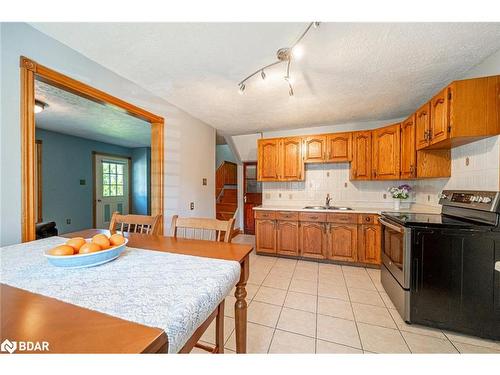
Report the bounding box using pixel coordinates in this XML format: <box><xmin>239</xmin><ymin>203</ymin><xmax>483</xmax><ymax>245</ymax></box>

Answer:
<box><xmin>262</xmin><ymin>135</ymin><xmax>500</xmax><ymax>209</ymax></box>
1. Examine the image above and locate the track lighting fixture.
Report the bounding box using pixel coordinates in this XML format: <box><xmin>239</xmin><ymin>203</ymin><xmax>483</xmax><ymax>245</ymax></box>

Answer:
<box><xmin>237</xmin><ymin>22</ymin><xmax>320</xmax><ymax>96</ymax></box>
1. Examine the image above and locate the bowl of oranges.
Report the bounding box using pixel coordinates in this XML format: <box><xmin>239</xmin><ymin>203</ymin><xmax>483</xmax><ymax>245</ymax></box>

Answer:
<box><xmin>44</xmin><ymin>233</ymin><xmax>128</xmax><ymax>268</ymax></box>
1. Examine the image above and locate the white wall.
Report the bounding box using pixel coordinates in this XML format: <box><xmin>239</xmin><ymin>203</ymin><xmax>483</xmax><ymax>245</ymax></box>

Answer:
<box><xmin>0</xmin><ymin>23</ymin><xmax>215</xmax><ymax>246</ymax></box>
<box><xmin>216</xmin><ymin>144</ymin><xmax>238</xmax><ymax>167</ymax></box>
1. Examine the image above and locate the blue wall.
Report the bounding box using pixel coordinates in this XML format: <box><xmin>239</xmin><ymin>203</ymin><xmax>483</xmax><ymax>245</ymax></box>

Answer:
<box><xmin>131</xmin><ymin>147</ymin><xmax>151</xmax><ymax>215</ymax></box>
<box><xmin>36</xmin><ymin>129</ymin><xmax>149</xmax><ymax>234</ymax></box>
<box><xmin>216</xmin><ymin>144</ymin><xmax>238</xmax><ymax>167</ymax></box>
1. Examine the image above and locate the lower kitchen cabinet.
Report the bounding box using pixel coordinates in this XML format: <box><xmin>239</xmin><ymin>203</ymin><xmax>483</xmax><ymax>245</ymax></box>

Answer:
<box><xmin>255</xmin><ymin>219</ymin><xmax>276</xmax><ymax>254</ymax></box>
<box><xmin>254</xmin><ymin>210</ymin><xmax>382</xmax><ymax>266</ymax></box>
<box><xmin>300</xmin><ymin>222</ymin><xmax>328</xmax><ymax>259</ymax></box>
<box><xmin>357</xmin><ymin>224</ymin><xmax>381</xmax><ymax>264</ymax></box>
<box><xmin>327</xmin><ymin>224</ymin><xmax>358</xmax><ymax>262</ymax></box>
<box><xmin>276</xmin><ymin>220</ymin><xmax>299</xmax><ymax>256</ymax></box>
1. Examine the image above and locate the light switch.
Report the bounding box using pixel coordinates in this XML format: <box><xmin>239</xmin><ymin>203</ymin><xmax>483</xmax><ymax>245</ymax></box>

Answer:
<box><xmin>202</xmin><ymin>178</ymin><xmax>207</xmax><ymax>186</ymax></box>
<box><xmin>190</xmin><ymin>202</ymin><xmax>194</xmax><ymax>210</ymax></box>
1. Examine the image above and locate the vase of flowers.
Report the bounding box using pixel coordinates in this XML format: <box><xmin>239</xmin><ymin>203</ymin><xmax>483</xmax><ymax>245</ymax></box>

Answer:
<box><xmin>388</xmin><ymin>184</ymin><xmax>412</xmax><ymax>210</ymax></box>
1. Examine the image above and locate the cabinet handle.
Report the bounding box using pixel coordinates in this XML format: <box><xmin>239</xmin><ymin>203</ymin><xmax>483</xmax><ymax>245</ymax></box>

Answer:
<box><xmin>410</xmin><ymin>164</ymin><xmax>414</xmax><ymax>175</ymax></box>
<box><xmin>418</xmin><ymin>111</ymin><xmax>427</xmax><ymax>118</ymax></box>
<box><xmin>365</xmin><ymin>217</ymin><xmax>371</xmax><ymax>222</ymax></box>
<box><xmin>373</xmin><ymin>170</ymin><xmax>377</xmax><ymax>178</ymax></box>
<box><xmin>310</xmin><ymin>216</ymin><xmax>319</xmax><ymax>220</ymax></box>
<box><xmin>433</xmin><ymin>98</ymin><xmax>444</xmax><ymax>107</ymax></box>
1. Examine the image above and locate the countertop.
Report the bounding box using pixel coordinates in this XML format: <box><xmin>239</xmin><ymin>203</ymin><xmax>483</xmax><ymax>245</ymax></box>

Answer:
<box><xmin>252</xmin><ymin>204</ymin><xmax>441</xmax><ymax>215</ymax></box>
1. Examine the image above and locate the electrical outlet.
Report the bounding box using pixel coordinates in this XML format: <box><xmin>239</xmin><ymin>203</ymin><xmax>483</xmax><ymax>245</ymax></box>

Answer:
<box><xmin>427</xmin><ymin>195</ymin><xmax>431</xmax><ymax>202</ymax></box>
<box><xmin>465</xmin><ymin>157</ymin><xmax>470</xmax><ymax>166</ymax></box>
<box><xmin>66</xmin><ymin>218</ymin><xmax>71</xmax><ymax>225</ymax></box>
<box><xmin>344</xmin><ymin>182</ymin><xmax>348</xmax><ymax>188</ymax></box>
<box><xmin>190</xmin><ymin>202</ymin><xmax>194</xmax><ymax>210</ymax></box>
<box><xmin>383</xmin><ymin>193</ymin><xmax>387</xmax><ymax>199</ymax></box>
<box><xmin>202</xmin><ymin>178</ymin><xmax>207</xmax><ymax>186</ymax></box>
<box><xmin>278</xmin><ymin>193</ymin><xmax>282</xmax><ymax>198</ymax></box>
<box><xmin>79</xmin><ymin>179</ymin><xmax>86</xmax><ymax>185</ymax></box>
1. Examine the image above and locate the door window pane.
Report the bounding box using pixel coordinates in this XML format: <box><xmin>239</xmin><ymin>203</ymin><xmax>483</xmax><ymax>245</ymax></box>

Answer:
<box><xmin>102</xmin><ymin>161</ymin><xmax>125</xmax><ymax>197</ymax></box>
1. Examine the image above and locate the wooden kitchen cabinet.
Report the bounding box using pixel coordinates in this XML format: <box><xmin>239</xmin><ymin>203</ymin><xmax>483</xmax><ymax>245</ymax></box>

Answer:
<box><xmin>358</xmin><ymin>224</ymin><xmax>381</xmax><ymax>265</ymax></box>
<box><xmin>426</xmin><ymin>75</ymin><xmax>500</xmax><ymax>149</ymax></box>
<box><xmin>400</xmin><ymin>115</ymin><xmax>416</xmax><ymax>179</ymax></box>
<box><xmin>372</xmin><ymin>123</ymin><xmax>401</xmax><ymax>180</ymax></box>
<box><xmin>303</xmin><ymin>135</ymin><xmax>327</xmax><ymax>163</ymax></box>
<box><xmin>280</xmin><ymin>137</ymin><xmax>304</xmax><ymax>181</ymax></box>
<box><xmin>257</xmin><ymin>138</ymin><xmax>279</xmax><ymax>181</ymax></box>
<box><xmin>327</xmin><ymin>224</ymin><xmax>358</xmax><ymax>262</ymax></box>
<box><xmin>300</xmin><ymin>221</ymin><xmax>327</xmax><ymax>259</ymax></box>
<box><xmin>416</xmin><ymin>102</ymin><xmax>431</xmax><ymax>150</ymax></box>
<box><xmin>276</xmin><ymin>221</ymin><xmax>299</xmax><ymax>256</ymax></box>
<box><xmin>257</xmin><ymin>137</ymin><xmax>303</xmax><ymax>181</ymax></box>
<box><xmin>350</xmin><ymin>131</ymin><xmax>372</xmax><ymax>180</ymax></box>
<box><xmin>430</xmin><ymin>87</ymin><xmax>450</xmax><ymax>146</ymax></box>
<box><xmin>255</xmin><ymin>219</ymin><xmax>276</xmax><ymax>254</ymax></box>
<box><xmin>326</xmin><ymin>132</ymin><xmax>352</xmax><ymax>162</ymax></box>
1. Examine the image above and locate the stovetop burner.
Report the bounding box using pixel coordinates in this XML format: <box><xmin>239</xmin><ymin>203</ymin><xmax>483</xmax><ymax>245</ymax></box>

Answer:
<box><xmin>381</xmin><ymin>212</ymin><xmax>491</xmax><ymax>228</ymax></box>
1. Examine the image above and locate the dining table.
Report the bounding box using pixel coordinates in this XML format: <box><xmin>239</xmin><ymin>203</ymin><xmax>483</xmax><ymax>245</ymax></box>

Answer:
<box><xmin>0</xmin><ymin>229</ymin><xmax>252</xmax><ymax>354</ymax></box>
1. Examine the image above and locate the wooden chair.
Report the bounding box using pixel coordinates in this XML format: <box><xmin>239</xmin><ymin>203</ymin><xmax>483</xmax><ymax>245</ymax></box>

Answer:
<box><xmin>170</xmin><ymin>215</ymin><xmax>235</xmax><ymax>354</ymax></box>
<box><xmin>170</xmin><ymin>215</ymin><xmax>235</xmax><ymax>243</ymax></box>
<box><xmin>109</xmin><ymin>212</ymin><xmax>161</xmax><ymax>235</ymax></box>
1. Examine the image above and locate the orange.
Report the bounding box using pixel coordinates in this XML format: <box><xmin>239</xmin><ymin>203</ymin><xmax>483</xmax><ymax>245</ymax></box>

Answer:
<box><xmin>79</xmin><ymin>243</ymin><xmax>102</xmax><ymax>254</ymax></box>
<box><xmin>66</xmin><ymin>237</ymin><xmax>86</xmax><ymax>254</ymax></box>
<box><xmin>109</xmin><ymin>233</ymin><xmax>126</xmax><ymax>246</ymax></box>
<box><xmin>49</xmin><ymin>245</ymin><xmax>74</xmax><ymax>256</ymax></box>
<box><xmin>92</xmin><ymin>234</ymin><xmax>110</xmax><ymax>250</ymax></box>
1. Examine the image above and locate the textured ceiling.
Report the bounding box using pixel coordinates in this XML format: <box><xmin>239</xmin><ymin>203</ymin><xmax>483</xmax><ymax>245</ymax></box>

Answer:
<box><xmin>32</xmin><ymin>22</ymin><xmax>500</xmax><ymax>135</ymax></box>
<box><xmin>35</xmin><ymin>80</ymin><xmax>151</xmax><ymax>148</ymax></box>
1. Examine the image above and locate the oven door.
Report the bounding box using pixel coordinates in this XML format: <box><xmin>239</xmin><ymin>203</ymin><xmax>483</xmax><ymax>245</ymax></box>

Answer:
<box><xmin>379</xmin><ymin>217</ymin><xmax>411</xmax><ymax>289</ymax></box>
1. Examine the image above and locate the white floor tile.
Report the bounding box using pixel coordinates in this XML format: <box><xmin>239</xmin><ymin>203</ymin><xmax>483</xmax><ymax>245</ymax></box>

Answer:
<box><xmin>357</xmin><ymin>323</ymin><xmax>410</xmax><ymax>353</ymax></box>
<box><xmin>269</xmin><ymin>330</ymin><xmax>315</xmax><ymax>353</ymax></box>
<box><xmin>317</xmin><ymin>315</ymin><xmax>361</xmax><ymax>349</ymax></box>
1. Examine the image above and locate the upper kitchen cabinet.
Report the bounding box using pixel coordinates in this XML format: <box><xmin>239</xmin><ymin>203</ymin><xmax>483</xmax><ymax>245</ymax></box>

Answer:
<box><xmin>426</xmin><ymin>75</ymin><xmax>500</xmax><ymax>149</ymax></box>
<box><xmin>350</xmin><ymin>131</ymin><xmax>372</xmax><ymax>180</ymax></box>
<box><xmin>280</xmin><ymin>137</ymin><xmax>304</xmax><ymax>181</ymax></box>
<box><xmin>429</xmin><ymin>87</ymin><xmax>450</xmax><ymax>146</ymax></box>
<box><xmin>400</xmin><ymin>115</ymin><xmax>416</xmax><ymax>179</ymax></box>
<box><xmin>326</xmin><ymin>132</ymin><xmax>352</xmax><ymax>162</ymax></box>
<box><xmin>372</xmin><ymin>123</ymin><xmax>401</xmax><ymax>180</ymax></box>
<box><xmin>257</xmin><ymin>138</ymin><xmax>280</xmax><ymax>181</ymax></box>
<box><xmin>415</xmin><ymin>102</ymin><xmax>431</xmax><ymax>150</ymax></box>
<box><xmin>257</xmin><ymin>137</ymin><xmax>303</xmax><ymax>182</ymax></box>
<box><xmin>303</xmin><ymin>135</ymin><xmax>327</xmax><ymax>163</ymax></box>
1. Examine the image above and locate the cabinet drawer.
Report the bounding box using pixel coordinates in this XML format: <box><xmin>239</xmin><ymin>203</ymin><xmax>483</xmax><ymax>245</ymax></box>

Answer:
<box><xmin>276</xmin><ymin>211</ymin><xmax>299</xmax><ymax>221</ymax></box>
<box><xmin>255</xmin><ymin>211</ymin><xmax>276</xmax><ymax>220</ymax></box>
<box><xmin>299</xmin><ymin>212</ymin><xmax>327</xmax><ymax>222</ymax></box>
<box><xmin>358</xmin><ymin>214</ymin><xmax>379</xmax><ymax>225</ymax></box>
<box><xmin>327</xmin><ymin>213</ymin><xmax>358</xmax><ymax>224</ymax></box>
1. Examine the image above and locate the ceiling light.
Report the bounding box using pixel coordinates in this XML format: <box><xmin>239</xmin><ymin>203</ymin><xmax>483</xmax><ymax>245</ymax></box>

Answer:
<box><xmin>291</xmin><ymin>45</ymin><xmax>304</xmax><ymax>60</ymax></box>
<box><xmin>237</xmin><ymin>22</ymin><xmax>319</xmax><ymax>96</ymax></box>
<box><xmin>34</xmin><ymin>100</ymin><xmax>47</xmax><ymax>114</ymax></box>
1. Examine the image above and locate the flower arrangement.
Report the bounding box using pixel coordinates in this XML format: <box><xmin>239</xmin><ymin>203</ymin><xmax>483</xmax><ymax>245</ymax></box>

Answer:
<box><xmin>388</xmin><ymin>184</ymin><xmax>412</xmax><ymax>200</ymax></box>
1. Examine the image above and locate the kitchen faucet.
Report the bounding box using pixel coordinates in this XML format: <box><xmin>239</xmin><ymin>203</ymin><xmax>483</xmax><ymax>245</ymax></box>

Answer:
<box><xmin>325</xmin><ymin>194</ymin><xmax>332</xmax><ymax>209</ymax></box>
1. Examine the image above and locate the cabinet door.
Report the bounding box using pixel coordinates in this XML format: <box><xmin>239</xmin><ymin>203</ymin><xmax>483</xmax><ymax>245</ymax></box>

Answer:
<box><xmin>357</xmin><ymin>225</ymin><xmax>381</xmax><ymax>265</ymax></box>
<box><xmin>327</xmin><ymin>224</ymin><xmax>358</xmax><ymax>262</ymax></box>
<box><xmin>415</xmin><ymin>102</ymin><xmax>431</xmax><ymax>150</ymax></box>
<box><xmin>303</xmin><ymin>135</ymin><xmax>327</xmax><ymax>163</ymax></box>
<box><xmin>372</xmin><ymin>123</ymin><xmax>401</xmax><ymax>180</ymax></box>
<box><xmin>276</xmin><ymin>221</ymin><xmax>299</xmax><ymax>256</ymax></box>
<box><xmin>255</xmin><ymin>219</ymin><xmax>276</xmax><ymax>254</ymax></box>
<box><xmin>430</xmin><ymin>87</ymin><xmax>450</xmax><ymax>145</ymax></box>
<box><xmin>280</xmin><ymin>137</ymin><xmax>304</xmax><ymax>181</ymax></box>
<box><xmin>400</xmin><ymin>115</ymin><xmax>416</xmax><ymax>179</ymax></box>
<box><xmin>350</xmin><ymin>131</ymin><xmax>372</xmax><ymax>180</ymax></box>
<box><xmin>326</xmin><ymin>132</ymin><xmax>352</xmax><ymax>162</ymax></box>
<box><xmin>257</xmin><ymin>139</ymin><xmax>279</xmax><ymax>181</ymax></box>
<box><xmin>300</xmin><ymin>222</ymin><xmax>327</xmax><ymax>259</ymax></box>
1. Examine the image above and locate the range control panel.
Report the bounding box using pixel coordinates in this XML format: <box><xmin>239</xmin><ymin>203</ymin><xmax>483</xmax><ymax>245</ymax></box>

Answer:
<box><xmin>439</xmin><ymin>190</ymin><xmax>500</xmax><ymax>212</ymax></box>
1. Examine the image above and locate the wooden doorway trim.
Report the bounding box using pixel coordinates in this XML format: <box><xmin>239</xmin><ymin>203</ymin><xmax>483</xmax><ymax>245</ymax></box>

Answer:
<box><xmin>20</xmin><ymin>56</ymin><xmax>165</xmax><ymax>241</ymax></box>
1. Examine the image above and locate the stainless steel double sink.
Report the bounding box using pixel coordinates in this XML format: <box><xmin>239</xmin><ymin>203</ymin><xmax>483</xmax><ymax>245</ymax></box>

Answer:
<box><xmin>303</xmin><ymin>206</ymin><xmax>353</xmax><ymax>211</ymax></box>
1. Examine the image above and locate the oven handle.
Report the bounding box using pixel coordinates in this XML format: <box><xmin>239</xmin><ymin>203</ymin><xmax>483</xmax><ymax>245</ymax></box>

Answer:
<box><xmin>379</xmin><ymin>217</ymin><xmax>404</xmax><ymax>233</ymax></box>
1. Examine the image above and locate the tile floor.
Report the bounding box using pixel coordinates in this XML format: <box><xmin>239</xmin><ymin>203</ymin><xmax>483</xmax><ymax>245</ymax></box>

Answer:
<box><xmin>194</xmin><ymin>234</ymin><xmax>500</xmax><ymax>354</ymax></box>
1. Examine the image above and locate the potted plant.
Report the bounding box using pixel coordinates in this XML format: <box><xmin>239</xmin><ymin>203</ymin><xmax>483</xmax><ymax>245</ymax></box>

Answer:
<box><xmin>388</xmin><ymin>184</ymin><xmax>412</xmax><ymax>210</ymax></box>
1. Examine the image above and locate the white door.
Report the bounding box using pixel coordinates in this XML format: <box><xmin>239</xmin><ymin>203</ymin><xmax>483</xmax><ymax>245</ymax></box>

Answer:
<box><xmin>95</xmin><ymin>154</ymin><xmax>130</xmax><ymax>229</ymax></box>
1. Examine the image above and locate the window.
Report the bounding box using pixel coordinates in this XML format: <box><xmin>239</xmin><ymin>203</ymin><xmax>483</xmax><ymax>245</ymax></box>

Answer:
<box><xmin>102</xmin><ymin>161</ymin><xmax>124</xmax><ymax>197</ymax></box>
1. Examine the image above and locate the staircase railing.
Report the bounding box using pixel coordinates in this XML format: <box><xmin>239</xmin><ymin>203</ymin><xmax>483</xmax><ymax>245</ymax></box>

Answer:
<box><xmin>216</xmin><ymin>161</ymin><xmax>237</xmax><ymax>203</ymax></box>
